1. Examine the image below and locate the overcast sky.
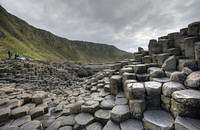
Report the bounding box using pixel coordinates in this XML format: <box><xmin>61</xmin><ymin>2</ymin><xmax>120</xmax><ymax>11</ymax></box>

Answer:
<box><xmin>0</xmin><ymin>0</ymin><xmax>200</xmax><ymax>52</ymax></box>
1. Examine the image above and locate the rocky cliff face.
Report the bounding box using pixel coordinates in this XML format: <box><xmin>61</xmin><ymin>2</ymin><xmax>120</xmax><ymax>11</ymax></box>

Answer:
<box><xmin>0</xmin><ymin>20</ymin><xmax>200</xmax><ymax>130</ymax></box>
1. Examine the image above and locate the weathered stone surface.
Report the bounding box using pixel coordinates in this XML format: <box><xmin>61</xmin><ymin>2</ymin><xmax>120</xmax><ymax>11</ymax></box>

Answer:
<box><xmin>171</xmin><ymin>89</ymin><xmax>200</xmax><ymax>118</ymax></box>
<box><xmin>184</xmin><ymin>36</ymin><xmax>199</xmax><ymax>59</ymax></box>
<box><xmin>75</xmin><ymin>113</ymin><xmax>94</xmax><ymax>126</ymax></box>
<box><xmin>162</xmin><ymin>82</ymin><xmax>185</xmax><ymax>97</ymax></box>
<box><xmin>11</xmin><ymin>115</ymin><xmax>31</xmax><ymax>127</ymax></box>
<box><xmin>46</xmin><ymin>121</ymin><xmax>64</xmax><ymax>130</ymax></box>
<box><xmin>59</xmin><ymin>126</ymin><xmax>73</xmax><ymax>130</ymax></box>
<box><xmin>152</xmin><ymin>77</ymin><xmax>170</xmax><ymax>83</ymax></box>
<box><xmin>143</xmin><ymin>110</ymin><xmax>174</xmax><ymax>130</ymax></box>
<box><xmin>184</xmin><ymin>71</ymin><xmax>200</xmax><ymax>89</ymax></box>
<box><xmin>29</xmin><ymin>106</ymin><xmax>44</xmax><ymax>118</ymax></box>
<box><xmin>182</xmin><ymin>67</ymin><xmax>193</xmax><ymax>76</ymax></box>
<box><xmin>115</xmin><ymin>98</ymin><xmax>128</xmax><ymax>105</ymax></box>
<box><xmin>103</xmin><ymin>120</ymin><xmax>120</xmax><ymax>130</ymax></box>
<box><xmin>122</xmin><ymin>72</ymin><xmax>136</xmax><ymax>83</ymax></box>
<box><xmin>131</xmin><ymin>83</ymin><xmax>145</xmax><ymax>100</ymax></box>
<box><xmin>95</xmin><ymin>109</ymin><xmax>110</xmax><ymax>124</ymax></box>
<box><xmin>170</xmin><ymin>71</ymin><xmax>187</xmax><ymax>84</ymax></box>
<box><xmin>142</xmin><ymin>55</ymin><xmax>152</xmax><ymax>63</ymax></box>
<box><xmin>20</xmin><ymin>120</ymin><xmax>41</xmax><ymax>130</ymax></box>
<box><xmin>120</xmin><ymin>119</ymin><xmax>143</xmax><ymax>130</ymax></box>
<box><xmin>129</xmin><ymin>100</ymin><xmax>145</xmax><ymax>120</ymax></box>
<box><xmin>86</xmin><ymin>122</ymin><xmax>103</xmax><ymax>130</ymax></box>
<box><xmin>81</xmin><ymin>100</ymin><xmax>99</xmax><ymax>113</ymax></box>
<box><xmin>32</xmin><ymin>91</ymin><xmax>47</xmax><ymax>104</ymax></box>
<box><xmin>136</xmin><ymin>73</ymin><xmax>149</xmax><ymax>82</ymax></box>
<box><xmin>120</xmin><ymin>67</ymin><xmax>133</xmax><ymax>75</ymax></box>
<box><xmin>148</xmin><ymin>39</ymin><xmax>160</xmax><ymax>55</ymax></box>
<box><xmin>56</xmin><ymin>115</ymin><xmax>75</xmax><ymax>126</ymax></box>
<box><xmin>100</xmin><ymin>98</ymin><xmax>115</xmax><ymax>110</ymax></box>
<box><xmin>162</xmin><ymin>56</ymin><xmax>177</xmax><ymax>71</ymax></box>
<box><xmin>172</xmin><ymin>89</ymin><xmax>200</xmax><ymax>106</ymax></box>
<box><xmin>148</xmin><ymin>67</ymin><xmax>166</xmax><ymax>79</ymax></box>
<box><xmin>144</xmin><ymin>81</ymin><xmax>162</xmax><ymax>96</ymax></box>
<box><xmin>110</xmin><ymin>105</ymin><xmax>130</xmax><ymax>123</ymax></box>
<box><xmin>188</xmin><ymin>21</ymin><xmax>200</xmax><ymax>36</ymax></box>
<box><xmin>158</xmin><ymin>39</ymin><xmax>174</xmax><ymax>53</ymax></box>
<box><xmin>0</xmin><ymin>107</ymin><xmax>10</xmax><ymax>122</ymax></box>
<box><xmin>175</xmin><ymin>116</ymin><xmax>200</xmax><ymax>130</ymax></box>
<box><xmin>11</xmin><ymin>106</ymin><xmax>30</xmax><ymax>118</ymax></box>
<box><xmin>178</xmin><ymin>59</ymin><xmax>198</xmax><ymax>71</ymax></box>
<box><xmin>0</xmin><ymin>98</ymin><xmax>9</xmax><ymax>106</ymax></box>
<box><xmin>195</xmin><ymin>42</ymin><xmax>200</xmax><ymax>69</ymax></box>
<box><xmin>110</xmin><ymin>75</ymin><xmax>122</xmax><ymax>95</ymax></box>
<box><xmin>156</xmin><ymin>53</ymin><xmax>170</xmax><ymax>66</ymax></box>
<box><xmin>133</xmin><ymin>64</ymin><xmax>147</xmax><ymax>74</ymax></box>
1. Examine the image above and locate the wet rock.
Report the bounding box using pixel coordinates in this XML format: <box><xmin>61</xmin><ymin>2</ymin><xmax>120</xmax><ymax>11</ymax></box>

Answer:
<box><xmin>86</xmin><ymin>122</ymin><xmax>103</xmax><ymax>130</ymax></box>
<box><xmin>110</xmin><ymin>105</ymin><xmax>130</xmax><ymax>123</ymax></box>
<box><xmin>20</xmin><ymin>120</ymin><xmax>41</xmax><ymax>130</ymax></box>
<box><xmin>75</xmin><ymin>113</ymin><xmax>94</xmax><ymax>126</ymax></box>
<box><xmin>120</xmin><ymin>119</ymin><xmax>143</xmax><ymax>130</ymax></box>
<box><xmin>175</xmin><ymin>116</ymin><xmax>200</xmax><ymax>130</ymax></box>
<box><xmin>170</xmin><ymin>71</ymin><xmax>187</xmax><ymax>84</ymax></box>
<box><xmin>103</xmin><ymin>120</ymin><xmax>120</xmax><ymax>130</ymax></box>
<box><xmin>143</xmin><ymin>110</ymin><xmax>174</xmax><ymax>130</ymax></box>
<box><xmin>184</xmin><ymin>71</ymin><xmax>200</xmax><ymax>89</ymax></box>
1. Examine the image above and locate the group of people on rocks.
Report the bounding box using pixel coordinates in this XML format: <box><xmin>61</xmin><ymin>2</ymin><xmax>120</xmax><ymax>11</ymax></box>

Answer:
<box><xmin>8</xmin><ymin>50</ymin><xmax>30</xmax><ymax>61</ymax></box>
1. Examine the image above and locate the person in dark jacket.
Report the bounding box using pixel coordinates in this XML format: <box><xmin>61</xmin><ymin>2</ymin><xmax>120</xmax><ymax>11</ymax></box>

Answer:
<box><xmin>8</xmin><ymin>50</ymin><xmax>12</xmax><ymax>59</ymax></box>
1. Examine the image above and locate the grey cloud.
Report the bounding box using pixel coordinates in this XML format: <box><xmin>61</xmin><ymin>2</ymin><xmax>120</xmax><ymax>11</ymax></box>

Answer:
<box><xmin>0</xmin><ymin>0</ymin><xmax>200</xmax><ymax>52</ymax></box>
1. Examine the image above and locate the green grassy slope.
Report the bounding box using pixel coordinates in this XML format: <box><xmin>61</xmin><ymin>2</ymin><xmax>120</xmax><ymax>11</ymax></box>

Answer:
<box><xmin>0</xmin><ymin>5</ymin><xmax>132</xmax><ymax>63</ymax></box>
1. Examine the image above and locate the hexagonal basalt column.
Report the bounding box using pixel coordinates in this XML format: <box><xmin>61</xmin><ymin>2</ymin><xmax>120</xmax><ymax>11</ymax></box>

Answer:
<box><xmin>110</xmin><ymin>105</ymin><xmax>130</xmax><ymax>123</ymax></box>
<box><xmin>110</xmin><ymin>75</ymin><xmax>122</xmax><ymax>95</ymax></box>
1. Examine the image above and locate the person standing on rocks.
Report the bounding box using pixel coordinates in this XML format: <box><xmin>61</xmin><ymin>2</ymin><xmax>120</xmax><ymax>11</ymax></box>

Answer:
<box><xmin>8</xmin><ymin>50</ymin><xmax>12</xmax><ymax>59</ymax></box>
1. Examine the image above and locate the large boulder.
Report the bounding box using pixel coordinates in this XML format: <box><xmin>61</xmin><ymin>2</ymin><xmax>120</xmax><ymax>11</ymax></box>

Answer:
<box><xmin>170</xmin><ymin>71</ymin><xmax>187</xmax><ymax>84</ymax></box>
<box><xmin>162</xmin><ymin>56</ymin><xmax>177</xmax><ymax>71</ymax></box>
<box><xmin>188</xmin><ymin>21</ymin><xmax>200</xmax><ymax>36</ymax></box>
<box><xmin>184</xmin><ymin>71</ymin><xmax>200</xmax><ymax>89</ymax></box>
